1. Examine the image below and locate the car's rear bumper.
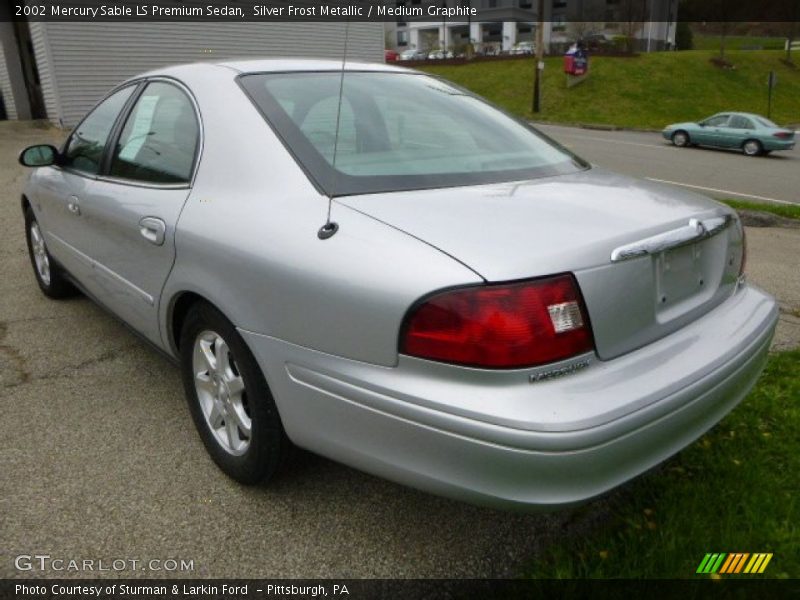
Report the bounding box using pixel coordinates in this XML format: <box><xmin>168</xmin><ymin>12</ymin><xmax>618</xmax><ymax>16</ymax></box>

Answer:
<box><xmin>240</xmin><ymin>283</ymin><xmax>777</xmax><ymax>511</ymax></box>
<box><xmin>763</xmin><ymin>139</ymin><xmax>795</xmax><ymax>151</ymax></box>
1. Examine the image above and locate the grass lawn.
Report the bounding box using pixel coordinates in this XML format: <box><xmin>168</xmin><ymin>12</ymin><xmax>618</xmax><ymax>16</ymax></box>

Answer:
<box><xmin>527</xmin><ymin>350</ymin><xmax>800</xmax><ymax>579</ymax></box>
<box><xmin>693</xmin><ymin>35</ymin><xmax>789</xmax><ymax>52</ymax></box>
<box><xmin>418</xmin><ymin>50</ymin><xmax>800</xmax><ymax>130</ymax></box>
<box><xmin>721</xmin><ymin>199</ymin><xmax>800</xmax><ymax>221</ymax></box>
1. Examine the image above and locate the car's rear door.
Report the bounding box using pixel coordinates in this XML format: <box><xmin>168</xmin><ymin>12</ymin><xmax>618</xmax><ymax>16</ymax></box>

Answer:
<box><xmin>65</xmin><ymin>79</ymin><xmax>200</xmax><ymax>346</ymax></box>
<box><xmin>719</xmin><ymin>115</ymin><xmax>755</xmax><ymax>148</ymax></box>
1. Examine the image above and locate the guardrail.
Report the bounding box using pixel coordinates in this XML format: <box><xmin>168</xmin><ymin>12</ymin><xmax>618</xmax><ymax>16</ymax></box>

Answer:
<box><xmin>786</xmin><ymin>40</ymin><xmax>800</xmax><ymax>51</ymax></box>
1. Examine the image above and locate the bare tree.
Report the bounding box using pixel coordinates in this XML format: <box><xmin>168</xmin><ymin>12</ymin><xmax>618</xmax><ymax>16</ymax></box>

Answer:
<box><xmin>566</xmin><ymin>21</ymin><xmax>605</xmax><ymax>42</ymax></box>
<box><xmin>611</xmin><ymin>0</ymin><xmax>647</xmax><ymax>53</ymax></box>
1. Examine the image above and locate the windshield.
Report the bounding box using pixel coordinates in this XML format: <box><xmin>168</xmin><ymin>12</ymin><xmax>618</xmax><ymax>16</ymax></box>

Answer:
<box><xmin>239</xmin><ymin>72</ymin><xmax>588</xmax><ymax>196</ymax></box>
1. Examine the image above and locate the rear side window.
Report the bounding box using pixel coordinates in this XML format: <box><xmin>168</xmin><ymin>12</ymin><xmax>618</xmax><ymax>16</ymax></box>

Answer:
<box><xmin>729</xmin><ymin>115</ymin><xmax>754</xmax><ymax>129</ymax></box>
<box><xmin>110</xmin><ymin>82</ymin><xmax>199</xmax><ymax>184</ymax></box>
<box><xmin>62</xmin><ymin>86</ymin><xmax>135</xmax><ymax>175</ymax></box>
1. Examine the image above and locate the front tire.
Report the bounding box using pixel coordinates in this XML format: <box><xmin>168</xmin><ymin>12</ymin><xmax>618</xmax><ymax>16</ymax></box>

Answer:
<box><xmin>743</xmin><ymin>139</ymin><xmax>763</xmax><ymax>156</ymax></box>
<box><xmin>24</xmin><ymin>207</ymin><xmax>76</xmax><ymax>299</ymax></box>
<box><xmin>180</xmin><ymin>302</ymin><xmax>290</xmax><ymax>484</ymax></box>
<box><xmin>671</xmin><ymin>130</ymin><xmax>690</xmax><ymax>147</ymax></box>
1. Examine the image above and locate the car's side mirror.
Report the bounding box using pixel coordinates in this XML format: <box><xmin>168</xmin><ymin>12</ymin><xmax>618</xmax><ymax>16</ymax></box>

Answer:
<box><xmin>699</xmin><ymin>122</ymin><xmax>706</xmax><ymax>127</ymax></box>
<box><xmin>19</xmin><ymin>144</ymin><xmax>59</xmax><ymax>167</ymax></box>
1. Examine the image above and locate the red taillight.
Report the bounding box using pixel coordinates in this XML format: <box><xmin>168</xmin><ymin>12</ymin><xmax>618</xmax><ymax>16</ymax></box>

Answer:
<box><xmin>773</xmin><ymin>131</ymin><xmax>794</xmax><ymax>139</ymax></box>
<box><xmin>401</xmin><ymin>274</ymin><xmax>594</xmax><ymax>369</ymax></box>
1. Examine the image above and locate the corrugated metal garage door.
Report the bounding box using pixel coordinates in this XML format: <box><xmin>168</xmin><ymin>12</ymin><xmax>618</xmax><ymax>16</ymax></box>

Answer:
<box><xmin>0</xmin><ymin>31</ymin><xmax>18</xmax><ymax>119</ymax></box>
<box><xmin>29</xmin><ymin>22</ymin><xmax>383</xmax><ymax>127</ymax></box>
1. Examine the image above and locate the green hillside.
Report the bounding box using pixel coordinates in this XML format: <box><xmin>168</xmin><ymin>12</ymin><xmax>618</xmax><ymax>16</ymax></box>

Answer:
<box><xmin>419</xmin><ymin>50</ymin><xmax>800</xmax><ymax>130</ymax></box>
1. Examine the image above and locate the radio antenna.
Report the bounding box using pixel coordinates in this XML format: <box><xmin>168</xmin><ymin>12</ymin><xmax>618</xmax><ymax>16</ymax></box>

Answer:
<box><xmin>318</xmin><ymin>20</ymin><xmax>350</xmax><ymax>240</ymax></box>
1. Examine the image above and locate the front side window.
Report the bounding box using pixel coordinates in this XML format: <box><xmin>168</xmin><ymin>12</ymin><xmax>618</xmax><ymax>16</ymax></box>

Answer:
<box><xmin>240</xmin><ymin>72</ymin><xmax>587</xmax><ymax>196</ymax></box>
<box><xmin>703</xmin><ymin>115</ymin><xmax>730</xmax><ymax>127</ymax></box>
<box><xmin>62</xmin><ymin>86</ymin><xmax>135</xmax><ymax>175</ymax></box>
<box><xmin>110</xmin><ymin>82</ymin><xmax>199</xmax><ymax>184</ymax></box>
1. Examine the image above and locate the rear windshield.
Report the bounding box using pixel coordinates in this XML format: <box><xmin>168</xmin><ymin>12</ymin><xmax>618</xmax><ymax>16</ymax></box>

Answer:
<box><xmin>755</xmin><ymin>116</ymin><xmax>778</xmax><ymax>128</ymax></box>
<box><xmin>239</xmin><ymin>71</ymin><xmax>588</xmax><ymax>196</ymax></box>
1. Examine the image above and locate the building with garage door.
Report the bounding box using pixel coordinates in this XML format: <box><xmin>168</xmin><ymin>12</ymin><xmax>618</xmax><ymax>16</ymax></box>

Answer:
<box><xmin>0</xmin><ymin>10</ymin><xmax>382</xmax><ymax>127</ymax></box>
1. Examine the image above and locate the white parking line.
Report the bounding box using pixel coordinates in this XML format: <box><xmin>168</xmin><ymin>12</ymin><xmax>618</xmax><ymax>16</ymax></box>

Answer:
<box><xmin>645</xmin><ymin>178</ymin><xmax>796</xmax><ymax>205</ymax></box>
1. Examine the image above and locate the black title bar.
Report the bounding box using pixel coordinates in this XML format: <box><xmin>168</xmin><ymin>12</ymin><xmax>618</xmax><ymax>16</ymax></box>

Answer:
<box><xmin>4</xmin><ymin>0</ymin><xmax>800</xmax><ymax>23</ymax></box>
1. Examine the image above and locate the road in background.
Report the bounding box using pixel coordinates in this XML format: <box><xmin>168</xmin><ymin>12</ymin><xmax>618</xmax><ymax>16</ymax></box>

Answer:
<box><xmin>535</xmin><ymin>123</ymin><xmax>799</xmax><ymax>205</ymax></box>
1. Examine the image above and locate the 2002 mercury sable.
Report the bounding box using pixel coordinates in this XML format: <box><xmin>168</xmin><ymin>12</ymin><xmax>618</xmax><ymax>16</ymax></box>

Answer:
<box><xmin>18</xmin><ymin>60</ymin><xmax>777</xmax><ymax>510</ymax></box>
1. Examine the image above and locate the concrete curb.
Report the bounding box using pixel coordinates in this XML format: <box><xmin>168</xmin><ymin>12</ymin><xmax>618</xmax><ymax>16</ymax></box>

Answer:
<box><xmin>530</xmin><ymin>120</ymin><xmax>662</xmax><ymax>133</ymax></box>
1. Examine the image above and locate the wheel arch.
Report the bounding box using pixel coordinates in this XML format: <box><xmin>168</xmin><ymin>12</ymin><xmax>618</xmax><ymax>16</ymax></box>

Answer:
<box><xmin>21</xmin><ymin>194</ymin><xmax>32</xmax><ymax>215</ymax></box>
<box><xmin>168</xmin><ymin>290</ymin><xmax>221</xmax><ymax>357</ymax></box>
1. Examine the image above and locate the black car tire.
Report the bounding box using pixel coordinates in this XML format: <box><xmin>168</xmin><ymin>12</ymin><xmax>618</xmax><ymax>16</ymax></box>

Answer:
<box><xmin>743</xmin><ymin>139</ymin><xmax>763</xmax><ymax>157</ymax></box>
<box><xmin>24</xmin><ymin>207</ymin><xmax>77</xmax><ymax>299</ymax></box>
<box><xmin>180</xmin><ymin>301</ymin><xmax>291</xmax><ymax>484</ymax></box>
<box><xmin>672</xmin><ymin>130</ymin><xmax>690</xmax><ymax>148</ymax></box>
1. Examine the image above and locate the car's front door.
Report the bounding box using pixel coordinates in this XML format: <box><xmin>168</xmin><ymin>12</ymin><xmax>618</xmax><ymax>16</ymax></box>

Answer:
<box><xmin>34</xmin><ymin>85</ymin><xmax>138</xmax><ymax>284</ymax></box>
<box><xmin>66</xmin><ymin>80</ymin><xmax>200</xmax><ymax>346</ymax></box>
<box><xmin>695</xmin><ymin>114</ymin><xmax>730</xmax><ymax>146</ymax></box>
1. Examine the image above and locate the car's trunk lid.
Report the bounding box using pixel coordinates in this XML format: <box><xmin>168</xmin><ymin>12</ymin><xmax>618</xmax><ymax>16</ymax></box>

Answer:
<box><xmin>337</xmin><ymin>169</ymin><xmax>744</xmax><ymax>360</ymax></box>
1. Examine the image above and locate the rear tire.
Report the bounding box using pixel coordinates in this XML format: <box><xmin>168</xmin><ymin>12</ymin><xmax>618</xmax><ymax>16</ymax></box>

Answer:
<box><xmin>671</xmin><ymin>130</ymin><xmax>690</xmax><ymax>147</ymax></box>
<box><xmin>180</xmin><ymin>301</ymin><xmax>290</xmax><ymax>484</ymax></box>
<box><xmin>743</xmin><ymin>139</ymin><xmax>763</xmax><ymax>156</ymax></box>
<box><xmin>24</xmin><ymin>207</ymin><xmax>77</xmax><ymax>299</ymax></box>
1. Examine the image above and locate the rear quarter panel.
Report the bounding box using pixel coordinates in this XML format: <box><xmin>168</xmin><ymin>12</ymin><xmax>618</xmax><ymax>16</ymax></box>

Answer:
<box><xmin>159</xmin><ymin>64</ymin><xmax>481</xmax><ymax>366</ymax></box>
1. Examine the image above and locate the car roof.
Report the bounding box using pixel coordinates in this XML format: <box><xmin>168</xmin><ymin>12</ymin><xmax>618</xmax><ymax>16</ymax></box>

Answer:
<box><xmin>712</xmin><ymin>111</ymin><xmax>766</xmax><ymax>120</ymax></box>
<box><xmin>140</xmin><ymin>58</ymin><xmax>413</xmax><ymax>79</ymax></box>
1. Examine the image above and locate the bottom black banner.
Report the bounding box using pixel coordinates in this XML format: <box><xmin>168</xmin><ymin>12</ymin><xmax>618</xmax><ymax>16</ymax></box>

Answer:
<box><xmin>3</xmin><ymin>579</ymin><xmax>800</xmax><ymax>600</ymax></box>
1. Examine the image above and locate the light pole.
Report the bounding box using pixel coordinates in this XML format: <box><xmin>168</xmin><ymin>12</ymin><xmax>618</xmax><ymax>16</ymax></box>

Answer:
<box><xmin>532</xmin><ymin>0</ymin><xmax>545</xmax><ymax>113</ymax></box>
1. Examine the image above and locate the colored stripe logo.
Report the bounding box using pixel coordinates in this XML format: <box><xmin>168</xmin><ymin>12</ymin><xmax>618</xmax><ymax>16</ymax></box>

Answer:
<box><xmin>696</xmin><ymin>553</ymin><xmax>773</xmax><ymax>574</ymax></box>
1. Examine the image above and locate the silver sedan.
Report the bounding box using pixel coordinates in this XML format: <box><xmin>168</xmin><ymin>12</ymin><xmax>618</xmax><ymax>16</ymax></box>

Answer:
<box><xmin>18</xmin><ymin>60</ymin><xmax>777</xmax><ymax>510</ymax></box>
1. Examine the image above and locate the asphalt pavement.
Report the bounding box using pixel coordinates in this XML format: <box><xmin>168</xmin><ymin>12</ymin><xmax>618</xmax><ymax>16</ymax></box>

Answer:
<box><xmin>535</xmin><ymin>123</ymin><xmax>800</xmax><ymax>205</ymax></box>
<box><xmin>1</xmin><ymin>120</ymin><xmax>798</xmax><ymax>580</ymax></box>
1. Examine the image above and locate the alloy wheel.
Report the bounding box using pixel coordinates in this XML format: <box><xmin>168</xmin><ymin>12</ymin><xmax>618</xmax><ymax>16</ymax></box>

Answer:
<box><xmin>29</xmin><ymin>221</ymin><xmax>51</xmax><ymax>286</ymax></box>
<box><xmin>744</xmin><ymin>140</ymin><xmax>761</xmax><ymax>156</ymax></box>
<box><xmin>192</xmin><ymin>330</ymin><xmax>251</xmax><ymax>456</ymax></box>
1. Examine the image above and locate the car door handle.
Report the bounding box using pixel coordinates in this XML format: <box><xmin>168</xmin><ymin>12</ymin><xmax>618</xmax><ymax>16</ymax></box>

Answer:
<box><xmin>139</xmin><ymin>217</ymin><xmax>166</xmax><ymax>246</ymax></box>
<box><xmin>610</xmin><ymin>215</ymin><xmax>732</xmax><ymax>262</ymax></box>
<box><xmin>67</xmin><ymin>196</ymin><xmax>81</xmax><ymax>216</ymax></box>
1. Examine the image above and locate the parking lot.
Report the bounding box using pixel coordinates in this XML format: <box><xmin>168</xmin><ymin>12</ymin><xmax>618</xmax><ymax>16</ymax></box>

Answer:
<box><xmin>1</xmin><ymin>120</ymin><xmax>798</xmax><ymax>579</ymax></box>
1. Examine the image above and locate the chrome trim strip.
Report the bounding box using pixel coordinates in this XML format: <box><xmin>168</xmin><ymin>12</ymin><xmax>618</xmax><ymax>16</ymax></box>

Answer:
<box><xmin>610</xmin><ymin>214</ymin><xmax>732</xmax><ymax>262</ymax></box>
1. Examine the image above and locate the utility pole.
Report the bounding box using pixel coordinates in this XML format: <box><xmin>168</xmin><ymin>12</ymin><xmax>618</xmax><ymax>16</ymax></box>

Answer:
<box><xmin>532</xmin><ymin>0</ymin><xmax>545</xmax><ymax>113</ymax></box>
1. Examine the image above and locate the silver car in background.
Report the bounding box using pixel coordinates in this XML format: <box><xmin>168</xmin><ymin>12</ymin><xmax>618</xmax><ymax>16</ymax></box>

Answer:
<box><xmin>18</xmin><ymin>60</ymin><xmax>777</xmax><ymax>510</ymax></box>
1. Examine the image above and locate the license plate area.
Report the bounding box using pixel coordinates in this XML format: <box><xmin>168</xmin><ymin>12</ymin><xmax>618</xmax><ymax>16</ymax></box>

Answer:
<box><xmin>655</xmin><ymin>238</ymin><xmax>716</xmax><ymax>318</ymax></box>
